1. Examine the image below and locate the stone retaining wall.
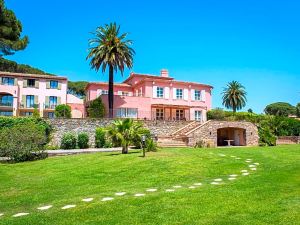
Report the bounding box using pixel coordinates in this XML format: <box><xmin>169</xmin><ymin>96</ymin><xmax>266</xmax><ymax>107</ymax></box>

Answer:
<box><xmin>48</xmin><ymin>119</ymin><xmax>190</xmax><ymax>147</ymax></box>
<box><xmin>276</xmin><ymin>136</ymin><xmax>300</xmax><ymax>145</ymax></box>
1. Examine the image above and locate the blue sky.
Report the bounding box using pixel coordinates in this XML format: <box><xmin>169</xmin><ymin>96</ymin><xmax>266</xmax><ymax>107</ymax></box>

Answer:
<box><xmin>6</xmin><ymin>0</ymin><xmax>300</xmax><ymax>113</ymax></box>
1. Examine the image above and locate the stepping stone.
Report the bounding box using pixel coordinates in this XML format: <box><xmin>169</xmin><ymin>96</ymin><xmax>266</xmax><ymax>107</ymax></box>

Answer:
<box><xmin>228</xmin><ymin>177</ymin><xmax>236</xmax><ymax>180</ymax></box>
<box><xmin>211</xmin><ymin>182</ymin><xmax>220</xmax><ymax>185</ymax></box>
<box><xmin>230</xmin><ymin>155</ymin><xmax>236</xmax><ymax>158</ymax></box>
<box><xmin>146</xmin><ymin>189</ymin><xmax>157</xmax><ymax>192</ymax></box>
<box><xmin>82</xmin><ymin>198</ymin><xmax>94</xmax><ymax>202</ymax></box>
<box><xmin>115</xmin><ymin>192</ymin><xmax>126</xmax><ymax>196</ymax></box>
<box><xmin>166</xmin><ymin>189</ymin><xmax>175</xmax><ymax>192</ymax></box>
<box><xmin>214</xmin><ymin>178</ymin><xmax>222</xmax><ymax>182</ymax></box>
<box><xmin>250</xmin><ymin>168</ymin><xmax>257</xmax><ymax>171</ymax></box>
<box><xmin>249</xmin><ymin>165</ymin><xmax>256</xmax><ymax>168</ymax></box>
<box><xmin>101</xmin><ymin>197</ymin><xmax>114</xmax><ymax>201</ymax></box>
<box><xmin>194</xmin><ymin>183</ymin><xmax>202</xmax><ymax>186</ymax></box>
<box><xmin>188</xmin><ymin>186</ymin><xmax>196</xmax><ymax>189</ymax></box>
<box><xmin>37</xmin><ymin>205</ymin><xmax>53</xmax><ymax>210</ymax></box>
<box><xmin>236</xmin><ymin>157</ymin><xmax>241</xmax><ymax>159</ymax></box>
<box><xmin>218</xmin><ymin>154</ymin><xmax>226</xmax><ymax>157</ymax></box>
<box><xmin>62</xmin><ymin>205</ymin><xmax>76</xmax><ymax>210</ymax></box>
<box><xmin>241</xmin><ymin>170</ymin><xmax>248</xmax><ymax>173</ymax></box>
<box><xmin>173</xmin><ymin>185</ymin><xmax>182</xmax><ymax>188</ymax></box>
<box><xmin>134</xmin><ymin>193</ymin><xmax>145</xmax><ymax>197</ymax></box>
<box><xmin>245</xmin><ymin>160</ymin><xmax>251</xmax><ymax>163</ymax></box>
<box><xmin>12</xmin><ymin>213</ymin><xmax>29</xmax><ymax>217</ymax></box>
<box><xmin>242</xmin><ymin>173</ymin><xmax>249</xmax><ymax>176</ymax></box>
<box><xmin>254</xmin><ymin>163</ymin><xmax>260</xmax><ymax>165</ymax></box>
<box><xmin>229</xmin><ymin>174</ymin><xmax>238</xmax><ymax>177</ymax></box>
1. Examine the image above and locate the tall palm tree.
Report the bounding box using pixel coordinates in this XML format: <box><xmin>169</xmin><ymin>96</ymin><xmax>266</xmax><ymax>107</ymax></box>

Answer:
<box><xmin>107</xmin><ymin>118</ymin><xmax>143</xmax><ymax>154</ymax></box>
<box><xmin>87</xmin><ymin>23</ymin><xmax>135</xmax><ymax>118</ymax></box>
<box><xmin>222</xmin><ymin>81</ymin><xmax>247</xmax><ymax>113</ymax></box>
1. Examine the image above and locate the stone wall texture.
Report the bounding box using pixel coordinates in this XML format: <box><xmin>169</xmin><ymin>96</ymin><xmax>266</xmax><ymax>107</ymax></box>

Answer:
<box><xmin>276</xmin><ymin>136</ymin><xmax>300</xmax><ymax>145</ymax></box>
<box><xmin>187</xmin><ymin>120</ymin><xmax>259</xmax><ymax>147</ymax></box>
<box><xmin>48</xmin><ymin>119</ymin><xmax>190</xmax><ymax>147</ymax></box>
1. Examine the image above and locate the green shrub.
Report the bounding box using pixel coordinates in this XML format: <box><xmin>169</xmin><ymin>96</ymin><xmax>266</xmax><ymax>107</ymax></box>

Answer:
<box><xmin>95</xmin><ymin>128</ymin><xmax>106</xmax><ymax>148</ymax></box>
<box><xmin>78</xmin><ymin>133</ymin><xmax>89</xmax><ymax>149</ymax></box>
<box><xmin>55</xmin><ymin>104</ymin><xmax>71</xmax><ymax>118</ymax></box>
<box><xmin>145</xmin><ymin>139</ymin><xmax>158</xmax><ymax>152</ymax></box>
<box><xmin>88</xmin><ymin>97</ymin><xmax>105</xmax><ymax>118</ymax></box>
<box><xmin>33</xmin><ymin>107</ymin><xmax>40</xmax><ymax>118</ymax></box>
<box><xmin>61</xmin><ymin>133</ymin><xmax>77</xmax><ymax>149</ymax></box>
<box><xmin>132</xmin><ymin>127</ymin><xmax>151</xmax><ymax>149</ymax></box>
<box><xmin>207</xmin><ymin>108</ymin><xmax>226</xmax><ymax>120</ymax></box>
<box><xmin>0</xmin><ymin>122</ymin><xmax>48</xmax><ymax>162</ymax></box>
<box><xmin>258</xmin><ymin>126</ymin><xmax>277</xmax><ymax>146</ymax></box>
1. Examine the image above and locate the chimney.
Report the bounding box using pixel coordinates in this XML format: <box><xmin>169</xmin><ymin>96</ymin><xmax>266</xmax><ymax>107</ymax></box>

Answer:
<box><xmin>160</xmin><ymin>69</ymin><xmax>169</xmax><ymax>77</ymax></box>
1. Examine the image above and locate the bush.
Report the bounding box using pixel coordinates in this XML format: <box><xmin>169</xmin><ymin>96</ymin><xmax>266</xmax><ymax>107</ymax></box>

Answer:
<box><xmin>88</xmin><ymin>97</ymin><xmax>105</xmax><ymax>118</ymax></box>
<box><xmin>132</xmin><ymin>127</ymin><xmax>151</xmax><ymax>149</ymax></box>
<box><xmin>207</xmin><ymin>108</ymin><xmax>226</xmax><ymax>120</ymax></box>
<box><xmin>55</xmin><ymin>104</ymin><xmax>71</xmax><ymax>118</ymax></box>
<box><xmin>95</xmin><ymin>128</ymin><xmax>106</xmax><ymax>148</ymax></box>
<box><xmin>33</xmin><ymin>107</ymin><xmax>40</xmax><ymax>118</ymax></box>
<box><xmin>78</xmin><ymin>133</ymin><xmax>89</xmax><ymax>149</ymax></box>
<box><xmin>0</xmin><ymin>123</ymin><xmax>48</xmax><ymax>162</ymax></box>
<box><xmin>145</xmin><ymin>139</ymin><xmax>158</xmax><ymax>152</ymax></box>
<box><xmin>258</xmin><ymin>126</ymin><xmax>277</xmax><ymax>146</ymax></box>
<box><xmin>61</xmin><ymin>133</ymin><xmax>77</xmax><ymax>149</ymax></box>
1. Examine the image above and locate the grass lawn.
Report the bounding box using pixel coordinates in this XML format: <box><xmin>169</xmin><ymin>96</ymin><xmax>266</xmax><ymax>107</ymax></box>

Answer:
<box><xmin>0</xmin><ymin>145</ymin><xmax>299</xmax><ymax>225</ymax></box>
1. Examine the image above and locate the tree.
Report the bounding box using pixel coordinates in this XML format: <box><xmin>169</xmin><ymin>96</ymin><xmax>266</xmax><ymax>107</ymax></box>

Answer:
<box><xmin>264</xmin><ymin>102</ymin><xmax>296</xmax><ymax>117</ymax></box>
<box><xmin>54</xmin><ymin>104</ymin><xmax>71</xmax><ymax>118</ymax></box>
<box><xmin>296</xmin><ymin>103</ymin><xmax>300</xmax><ymax>118</ymax></box>
<box><xmin>106</xmin><ymin>118</ymin><xmax>143</xmax><ymax>154</ymax></box>
<box><xmin>86</xmin><ymin>23</ymin><xmax>135</xmax><ymax>118</ymax></box>
<box><xmin>222</xmin><ymin>81</ymin><xmax>247</xmax><ymax>113</ymax></box>
<box><xmin>87</xmin><ymin>97</ymin><xmax>105</xmax><ymax>118</ymax></box>
<box><xmin>248</xmin><ymin>108</ymin><xmax>253</xmax><ymax>113</ymax></box>
<box><xmin>0</xmin><ymin>0</ymin><xmax>29</xmax><ymax>56</ymax></box>
<box><xmin>67</xmin><ymin>81</ymin><xmax>88</xmax><ymax>98</ymax></box>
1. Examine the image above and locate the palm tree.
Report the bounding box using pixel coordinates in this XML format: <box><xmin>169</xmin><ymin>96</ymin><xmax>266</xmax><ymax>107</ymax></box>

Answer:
<box><xmin>87</xmin><ymin>23</ymin><xmax>135</xmax><ymax>118</ymax></box>
<box><xmin>222</xmin><ymin>81</ymin><xmax>247</xmax><ymax>113</ymax></box>
<box><xmin>107</xmin><ymin>118</ymin><xmax>143</xmax><ymax>154</ymax></box>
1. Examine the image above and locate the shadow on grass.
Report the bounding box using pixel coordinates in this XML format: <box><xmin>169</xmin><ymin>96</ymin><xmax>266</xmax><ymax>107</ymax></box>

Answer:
<box><xmin>105</xmin><ymin>150</ymin><xmax>141</xmax><ymax>157</ymax></box>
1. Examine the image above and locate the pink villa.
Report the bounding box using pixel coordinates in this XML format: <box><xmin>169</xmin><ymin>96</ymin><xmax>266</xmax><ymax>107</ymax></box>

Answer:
<box><xmin>0</xmin><ymin>71</ymin><xmax>84</xmax><ymax>118</ymax></box>
<box><xmin>86</xmin><ymin>69</ymin><xmax>213</xmax><ymax>121</ymax></box>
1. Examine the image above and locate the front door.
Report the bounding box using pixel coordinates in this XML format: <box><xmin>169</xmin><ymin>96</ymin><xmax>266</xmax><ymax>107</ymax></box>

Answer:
<box><xmin>176</xmin><ymin>109</ymin><xmax>184</xmax><ymax>120</ymax></box>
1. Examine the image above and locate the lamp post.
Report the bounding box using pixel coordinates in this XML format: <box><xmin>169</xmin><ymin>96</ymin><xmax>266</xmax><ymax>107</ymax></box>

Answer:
<box><xmin>142</xmin><ymin>135</ymin><xmax>146</xmax><ymax>157</ymax></box>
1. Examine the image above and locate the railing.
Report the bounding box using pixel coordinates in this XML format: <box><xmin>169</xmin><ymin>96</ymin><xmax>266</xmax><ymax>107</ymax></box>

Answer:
<box><xmin>44</xmin><ymin>104</ymin><xmax>57</xmax><ymax>109</ymax></box>
<box><xmin>0</xmin><ymin>102</ymin><xmax>13</xmax><ymax>107</ymax></box>
<box><xmin>19</xmin><ymin>103</ymin><xmax>40</xmax><ymax>109</ymax></box>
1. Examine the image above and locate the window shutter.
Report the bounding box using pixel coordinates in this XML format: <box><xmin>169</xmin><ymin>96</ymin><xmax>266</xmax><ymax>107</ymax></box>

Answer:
<box><xmin>14</xmin><ymin>78</ymin><xmax>17</xmax><ymax>86</ymax></box>
<box><xmin>35</xmin><ymin>80</ymin><xmax>39</xmax><ymax>88</ymax></box>
<box><xmin>96</xmin><ymin>89</ymin><xmax>102</xmax><ymax>97</ymax></box>
<box><xmin>201</xmin><ymin>90</ymin><xmax>206</xmax><ymax>101</ymax></box>
<box><xmin>191</xmin><ymin>89</ymin><xmax>195</xmax><ymax>101</ymax></box>
<box><xmin>58</xmin><ymin>82</ymin><xmax>62</xmax><ymax>90</ymax></box>
<box><xmin>153</xmin><ymin>86</ymin><xmax>157</xmax><ymax>98</ymax></box>
<box><xmin>22</xmin><ymin>95</ymin><xmax>26</xmax><ymax>107</ymax></box>
<box><xmin>57</xmin><ymin>97</ymin><xmax>61</xmax><ymax>105</ymax></box>
<box><xmin>46</xmin><ymin>81</ymin><xmax>50</xmax><ymax>89</ymax></box>
<box><xmin>173</xmin><ymin>88</ymin><xmax>177</xmax><ymax>99</ymax></box>
<box><xmin>45</xmin><ymin>96</ymin><xmax>49</xmax><ymax>104</ymax></box>
<box><xmin>118</xmin><ymin>91</ymin><xmax>122</xmax><ymax>96</ymax></box>
<box><xmin>128</xmin><ymin>92</ymin><xmax>133</xmax><ymax>97</ymax></box>
<box><xmin>184</xmin><ymin>89</ymin><xmax>188</xmax><ymax>100</ymax></box>
<box><xmin>23</xmin><ymin>79</ymin><xmax>27</xmax><ymax>88</ymax></box>
<box><xmin>34</xmin><ymin>95</ymin><xmax>39</xmax><ymax>105</ymax></box>
<box><xmin>165</xmin><ymin>87</ymin><xmax>170</xmax><ymax>99</ymax></box>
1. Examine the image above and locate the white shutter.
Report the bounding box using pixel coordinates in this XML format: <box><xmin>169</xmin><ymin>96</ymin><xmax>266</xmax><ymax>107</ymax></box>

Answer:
<box><xmin>184</xmin><ymin>89</ymin><xmax>188</xmax><ymax>100</ymax></box>
<box><xmin>201</xmin><ymin>90</ymin><xmax>206</xmax><ymax>101</ymax></box>
<box><xmin>191</xmin><ymin>89</ymin><xmax>195</xmax><ymax>101</ymax></box>
<box><xmin>173</xmin><ymin>88</ymin><xmax>177</xmax><ymax>99</ymax></box>
<box><xmin>165</xmin><ymin>87</ymin><xmax>170</xmax><ymax>99</ymax></box>
<box><xmin>153</xmin><ymin>86</ymin><xmax>157</xmax><ymax>98</ymax></box>
<box><xmin>96</xmin><ymin>89</ymin><xmax>102</xmax><ymax>97</ymax></box>
<box><xmin>128</xmin><ymin>92</ymin><xmax>133</xmax><ymax>97</ymax></box>
<box><xmin>118</xmin><ymin>91</ymin><xmax>123</xmax><ymax>96</ymax></box>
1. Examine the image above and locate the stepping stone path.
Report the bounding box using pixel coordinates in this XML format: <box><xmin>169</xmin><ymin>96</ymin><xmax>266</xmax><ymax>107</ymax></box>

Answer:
<box><xmin>12</xmin><ymin>213</ymin><xmax>29</xmax><ymax>217</ymax></box>
<box><xmin>146</xmin><ymin>189</ymin><xmax>157</xmax><ymax>192</ymax></box>
<box><xmin>37</xmin><ymin>205</ymin><xmax>53</xmax><ymax>210</ymax></box>
<box><xmin>101</xmin><ymin>197</ymin><xmax>114</xmax><ymax>202</ymax></box>
<box><xmin>115</xmin><ymin>192</ymin><xmax>126</xmax><ymax>196</ymax></box>
<box><xmin>3</xmin><ymin>154</ymin><xmax>261</xmax><ymax>220</ymax></box>
<box><xmin>134</xmin><ymin>193</ymin><xmax>145</xmax><ymax>197</ymax></box>
<box><xmin>61</xmin><ymin>205</ymin><xmax>76</xmax><ymax>210</ymax></box>
<box><xmin>82</xmin><ymin>198</ymin><xmax>94</xmax><ymax>202</ymax></box>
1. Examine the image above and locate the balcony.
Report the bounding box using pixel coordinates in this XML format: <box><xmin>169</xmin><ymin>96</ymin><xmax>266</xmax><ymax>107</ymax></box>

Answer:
<box><xmin>44</xmin><ymin>103</ymin><xmax>57</xmax><ymax>110</ymax></box>
<box><xmin>19</xmin><ymin>103</ymin><xmax>40</xmax><ymax>109</ymax></box>
<box><xmin>0</xmin><ymin>102</ymin><xmax>13</xmax><ymax>107</ymax></box>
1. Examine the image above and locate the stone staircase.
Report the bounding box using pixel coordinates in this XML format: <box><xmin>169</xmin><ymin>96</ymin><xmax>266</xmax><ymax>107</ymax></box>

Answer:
<box><xmin>157</xmin><ymin>121</ymin><xmax>203</xmax><ymax>147</ymax></box>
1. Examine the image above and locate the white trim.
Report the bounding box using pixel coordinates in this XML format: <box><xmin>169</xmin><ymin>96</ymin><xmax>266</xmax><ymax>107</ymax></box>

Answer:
<box><xmin>191</xmin><ymin>89</ymin><xmax>195</xmax><ymax>101</ymax></box>
<box><xmin>165</xmin><ymin>87</ymin><xmax>170</xmax><ymax>99</ymax></box>
<box><xmin>201</xmin><ymin>90</ymin><xmax>206</xmax><ymax>101</ymax></box>
<box><xmin>153</xmin><ymin>86</ymin><xmax>157</xmax><ymax>98</ymax></box>
<box><xmin>173</xmin><ymin>88</ymin><xmax>177</xmax><ymax>99</ymax></box>
<box><xmin>183</xmin><ymin>89</ymin><xmax>188</xmax><ymax>100</ymax></box>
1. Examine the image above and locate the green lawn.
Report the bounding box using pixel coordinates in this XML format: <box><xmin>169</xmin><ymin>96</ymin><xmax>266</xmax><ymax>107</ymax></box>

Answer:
<box><xmin>0</xmin><ymin>145</ymin><xmax>299</xmax><ymax>225</ymax></box>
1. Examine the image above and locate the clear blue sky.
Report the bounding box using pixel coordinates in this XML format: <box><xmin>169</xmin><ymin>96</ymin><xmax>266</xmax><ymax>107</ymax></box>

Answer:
<box><xmin>6</xmin><ymin>0</ymin><xmax>300</xmax><ymax>113</ymax></box>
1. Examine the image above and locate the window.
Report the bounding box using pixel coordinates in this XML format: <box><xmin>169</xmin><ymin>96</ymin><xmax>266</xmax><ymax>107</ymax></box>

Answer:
<box><xmin>1</xmin><ymin>77</ymin><xmax>14</xmax><ymax>86</ymax></box>
<box><xmin>156</xmin><ymin>108</ymin><xmax>164</xmax><ymax>120</ymax></box>
<box><xmin>194</xmin><ymin>90</ymin><xmax>201</xmax><ymax>101</ymax></box>
<box><xmin>176</xmin><ymin>109</ymin><xmax>184</xmax><ymax>120</ymax></box>
<box><xmin>116</xmin><ymin>108</ymin><xmax>138</xmax><ymax>118</ymax></box>
<box><xmin>157</xmin><ymin>87</ymin><xmax>164</xmax><ymax>98</ymax></box>
<box><xmin>0</xmin><ymin>95</ymin><xmax>13</xmax><ymax>106</ymax></box>
<box><xmin>0</xmin><ymin>111</ymin><xmax>13</xmax><ymax>116</ymax></box>
<box><xmin>48</xmin><ymin>112</ymin><xmax>55</xmax><ymax>118</ymax></box>
<box><xmin>195</xmin><ymin>110</ymin><xmax>202</xmax><ymax>121</ymax></box>
<box><xmin>176</xmin><ymin>89</ymin><xmax>183</xmax><ymax>99</ymax></box>
<box><xmin>25</xmin><ymin>112</ymin><xmax>33</xmax><ymax>116</ymax></box>
<box><xmin>49</xmin><ymin>96</ymin><xmax>57</xmax><ymax>108</ymax></box>
<box><xmin>101</xmin><ymin>90</ymin><xmax>108</xmax><ymax>95</ymax></box>
<box><xmin>26</xmin><ymin>95</ymin><xmax>34</xmax><ymax>108</ymax></box>
<box><xmin>50</xmin><ymin>80</ymin><xmax>58</xmax><ymax>89</ymax></box>
<box><xmin>27</xmin><ymin>79</ymin><xmax>35</xmax><ymax>87</ymax></box>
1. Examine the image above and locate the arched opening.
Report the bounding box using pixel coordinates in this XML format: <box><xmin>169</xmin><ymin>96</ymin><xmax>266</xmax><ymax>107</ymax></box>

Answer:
<box><xmin>0</xmin><ymin>93</ymin><xmax>14</xmax><ymax>116</ymax></box>
<box><xmin>217</xmin><ymin>127</ymin><xmax>246</xmax><ymax>146</ymax></box>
